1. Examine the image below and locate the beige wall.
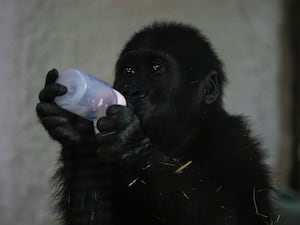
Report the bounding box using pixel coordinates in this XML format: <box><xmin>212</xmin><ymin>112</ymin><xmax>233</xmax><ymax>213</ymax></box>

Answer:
<box><xmin>0</xmin><ymin>0</ymin><xmax>290</xmax><ymax>224</ymax></box>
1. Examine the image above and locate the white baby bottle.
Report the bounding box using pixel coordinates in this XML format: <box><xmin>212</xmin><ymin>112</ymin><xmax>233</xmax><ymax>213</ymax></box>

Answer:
<box><xmin>54</xmin><ymin>68</ymin><xmax>126</xmax><ymax>121</ymax></box>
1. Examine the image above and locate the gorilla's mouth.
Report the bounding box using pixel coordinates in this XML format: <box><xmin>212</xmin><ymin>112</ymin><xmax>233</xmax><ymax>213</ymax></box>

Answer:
<box><xmin>123</xmin><ymin>89</ymin><xmax>150</xmax><ymax>115</ymax></box>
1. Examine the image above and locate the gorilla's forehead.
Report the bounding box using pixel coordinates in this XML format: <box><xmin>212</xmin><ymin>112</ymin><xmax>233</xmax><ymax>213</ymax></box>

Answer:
<box><xmin>119</xmin><ymin>49</ymin><xmax>173</xmax><ymax>61</ymax></box>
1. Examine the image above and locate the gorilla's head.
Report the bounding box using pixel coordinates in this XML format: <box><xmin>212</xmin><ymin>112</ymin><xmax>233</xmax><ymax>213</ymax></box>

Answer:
<box><xmin>113</xmin><ymin>22</ymin><xmax>226</xmax><ymax>146</ymax></box>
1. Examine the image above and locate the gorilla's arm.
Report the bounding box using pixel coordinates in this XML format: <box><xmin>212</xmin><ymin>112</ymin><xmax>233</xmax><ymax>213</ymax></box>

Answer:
<box><xmin>36</xmin><ymin>69</ymin><xmax>113</xmax><ymax>224</ymax></box>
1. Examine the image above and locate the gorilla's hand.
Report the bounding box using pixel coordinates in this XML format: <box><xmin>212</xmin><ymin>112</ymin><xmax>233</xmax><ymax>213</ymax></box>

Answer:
<box><xmin>96</xmin><ymin>105</ymin><xmax>150</xmax><ymax>163</ymax></box>
<box><xmin>36</xmin><ymin>69</ymin><xmax>95</xmax><ymax>146</ymax></box>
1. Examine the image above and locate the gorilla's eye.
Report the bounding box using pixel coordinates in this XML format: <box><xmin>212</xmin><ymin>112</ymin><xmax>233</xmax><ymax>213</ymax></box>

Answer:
<box><xmin>151</xmin><ymin>61</ymin><xmax>166</xmax><ymax>75</ymax></box>
<box><xmin>123</xmin><ymin>66</ymin><xmax>135</xmax><ymax>76</ymax></box>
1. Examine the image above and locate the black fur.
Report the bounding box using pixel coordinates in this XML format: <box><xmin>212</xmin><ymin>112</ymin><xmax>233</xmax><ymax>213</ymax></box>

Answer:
<box><xmin>36</xmin><ymin>22</ymin><xmax>274</xmax><ymax>225</ymax></box>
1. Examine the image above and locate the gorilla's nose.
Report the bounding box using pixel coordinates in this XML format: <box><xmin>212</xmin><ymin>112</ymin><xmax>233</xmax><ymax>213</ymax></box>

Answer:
<box><xmin>122</xmin><ymin>82</ymin><xmax>145</xmax><ymax>98</ymax></box>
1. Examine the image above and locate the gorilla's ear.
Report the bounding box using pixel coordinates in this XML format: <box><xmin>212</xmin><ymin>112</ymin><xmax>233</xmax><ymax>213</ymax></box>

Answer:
<box><xmin>203</xmin><ymin>71</ymin><xmax>219</xmax><ymax>104</ymax></box>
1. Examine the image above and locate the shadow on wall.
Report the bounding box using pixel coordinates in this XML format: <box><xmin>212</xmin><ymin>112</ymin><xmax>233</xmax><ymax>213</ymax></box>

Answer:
<box><xmin>276</xmin><ymin>0</ymin><xmax>300</xmax><ymax>224</ymax></box>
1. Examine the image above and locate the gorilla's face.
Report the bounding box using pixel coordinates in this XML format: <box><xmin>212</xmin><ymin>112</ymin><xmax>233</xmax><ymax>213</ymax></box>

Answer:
<box><xmin>114</xmin><ymin>50</ymin><xmax>182</xmax><ymax>127</ymax></box>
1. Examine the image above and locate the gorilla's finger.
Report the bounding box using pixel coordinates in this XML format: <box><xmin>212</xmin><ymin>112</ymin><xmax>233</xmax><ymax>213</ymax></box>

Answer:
<box><xmin>52</xmin><ymin>126</ymin><xmax>81</xmax><ymax>144</ymax></box>
<box><xmin>40</xmin><ymin>116</ymin><xmax>69</xmax><ymax>130</ymax></box>
<box><xmin>45</xmin><ymin>69</ymin><xmax>59</xmax><ymax>87</ymax></box>
<box><xmin>96</xmin><ymin>117</ymin><xmax>116</xmax><ymax>133</ymax></box>
<box><xmin>39</xmin><ymin>83</ymin><xmax>67</xmax><ymax>102</ymax></box>
<box><xmin>106</xmin><ymin>105</ymin><xmax>127</xmax><ymax>116</ymax></box>
<box><xmin>95</xmin><ymin>131</ymin><xmax>117</xmax><ymax>144</ymax></box>
<box><xmin>76</xmin><ymin>119</ymin><xmax>94</xmax><ymax>133</ymax></box>
<box><xmin>36</xmin><ymin>102</ymin><xmax>68</xmax><ymax>118</ymax></box>
<box><xmin>106</xmin><ymin>105</ymin><xmax>136</xmax><ymax>128</ymax></box>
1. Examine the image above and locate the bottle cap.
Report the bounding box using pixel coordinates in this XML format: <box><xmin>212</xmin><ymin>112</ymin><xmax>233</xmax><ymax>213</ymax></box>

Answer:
<box><xmin>113</xmin><ymin>89</ymin><xmax>127</xmax><ymax>106</ymax></box>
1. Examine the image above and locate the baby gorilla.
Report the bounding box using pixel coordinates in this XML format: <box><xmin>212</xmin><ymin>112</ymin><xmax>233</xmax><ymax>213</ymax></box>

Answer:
<box><xmin>36</xmin><ymin>22</ymin><xmax>274</xmax><ymax>225</ymax></box>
